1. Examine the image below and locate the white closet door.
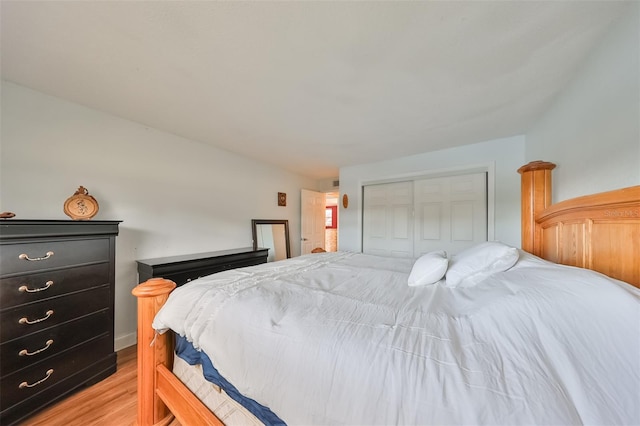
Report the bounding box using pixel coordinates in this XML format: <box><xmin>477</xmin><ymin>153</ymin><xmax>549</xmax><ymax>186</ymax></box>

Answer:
<box><xmin>414</xmin><ymin>173</ymin><xmax>487</xmax><ymax>256</ymax></box>
<box><xmin>362</xmin><ymin>173</ymin><xmax>487</xmax><ymax>258</ymax></box>
<box><xmin>362</xmin><ymin>181</ymin><xmax>414</xmax><ymax>258</ymax></box>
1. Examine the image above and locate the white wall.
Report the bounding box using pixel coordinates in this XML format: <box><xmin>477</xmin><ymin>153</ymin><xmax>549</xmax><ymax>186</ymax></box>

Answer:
<box><xmin>1</xmin><ymin>81</ymin><xmax>317</xmax><ymax>350</ymax></box>
<box><xmin>338</xmin><ymin>136</ymin><xmax>525</xmax><ymax>252</ymax></box>
<box><xmin>526</xmin><ymin>2</ymin><xmax>640</xmax><ymax>202</ymax></box>
<box><xmin>339</xmin><ymin>1</ymin><xmax>639</xmax><ymax>254</ymax></box>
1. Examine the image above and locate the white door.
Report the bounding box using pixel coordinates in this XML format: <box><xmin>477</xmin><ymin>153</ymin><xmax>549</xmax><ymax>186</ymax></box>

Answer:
<box><xmin>362</xmin><ymin>181</ymin><xmax>414</xmax><ymax>258</ymax></box>
<box><xmin>414</xmin><ymin>173</ymin><xmax>487</xmax><ymax>256</ymax></box>
<box><xmin>301</xmin><ymin>189</ymin><xmax>326</xmax><ymax>255</ymax></box>
<box><xmin>362</xmin><ymin>173</ymin><xmax>487</xmax><ymax>258</ymax></box>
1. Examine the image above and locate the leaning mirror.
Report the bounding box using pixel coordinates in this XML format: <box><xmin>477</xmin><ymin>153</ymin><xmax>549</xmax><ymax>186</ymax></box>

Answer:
<box><xmin>252</xmin><ymin>219</ymin><xmax>291</xmax><ymax>262</ymax></box>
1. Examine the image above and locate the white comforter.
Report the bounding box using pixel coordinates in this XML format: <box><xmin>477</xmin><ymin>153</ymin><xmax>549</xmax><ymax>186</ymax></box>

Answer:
<box><xmin>153</xmin><ymin>251</ymin><xmax>640</xmax><ymax>425</ymax></box>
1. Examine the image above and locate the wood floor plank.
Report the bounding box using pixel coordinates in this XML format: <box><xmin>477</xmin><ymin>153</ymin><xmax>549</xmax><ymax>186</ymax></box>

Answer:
<box><xmin>20</xmin><ymin>346</ymin><xmax>181</xmax><ymax>426</ymax></box>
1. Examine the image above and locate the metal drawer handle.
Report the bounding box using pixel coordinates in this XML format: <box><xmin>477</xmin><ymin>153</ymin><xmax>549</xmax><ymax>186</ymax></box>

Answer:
<box><xmin>19</xmin><ymin>251</ymin><xmax>54</xmax><ymax>261</ymax></box>
<box><xmin>19</xmin><ymin>369</ymin><xmax>54</xmax><ymax>389</ymax></box>
<box><xmin>19</xmin><ymin>280</ymin><xmax>54</xmax><ymax>293</ymax></box>
<box><xmin>19</xmin><ymin>310</ymin><xmax>54</xmax><ymax>325</ymax></box>
<box><xmin>19</xmin><ymin>339</ymin><xmax>54</xmax><ymax>356</ymax></box>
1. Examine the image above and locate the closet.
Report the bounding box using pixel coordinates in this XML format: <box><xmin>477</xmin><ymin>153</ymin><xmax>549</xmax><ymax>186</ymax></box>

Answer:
<box><xmin>362</xmin><ymin>173</ymin><xmax>487</xmax><ymax>257</ymax></box>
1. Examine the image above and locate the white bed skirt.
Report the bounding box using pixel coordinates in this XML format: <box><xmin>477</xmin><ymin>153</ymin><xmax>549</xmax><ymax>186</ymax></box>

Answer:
<box><xmin>173</xmin><ymin>354</ymin><xmax>264</xmax><ymax>425</ymax></box>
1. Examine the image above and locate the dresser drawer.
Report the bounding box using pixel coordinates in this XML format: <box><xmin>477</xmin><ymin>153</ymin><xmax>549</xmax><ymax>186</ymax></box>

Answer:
<box><xmin>0</xmin><ymin>238</ymin><xmax>110</xmax><ymax>276</ymax></box>
<box><xmin>0</xmin><ymin>311</ymin><xmax>110</xmax><ymax>376</ymax></box>
<box><xmin>1</xmin><ymin>334</ymin><xmax>112</xmax><ymax>411</ymax></box>
<box><xmin>0</xmin><ymin>286</ymin><xmax>110</xmax><ymax>343</ymax></box>
<box><xmin>0</xmin><ymin>263</ymin><xmax>110</xmax><ymax>309</ymax></box>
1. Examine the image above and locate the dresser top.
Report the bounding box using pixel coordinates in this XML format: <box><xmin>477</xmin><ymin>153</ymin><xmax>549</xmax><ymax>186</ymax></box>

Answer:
<box><xmin>137</xmin><ymin>247</ymin><xmax>268</xmax><ymax>267</ymax></box>
<box><xmin>0</xmin><ymin>220</ymin><xmax>121</xmax><ymax>240</ymax></box>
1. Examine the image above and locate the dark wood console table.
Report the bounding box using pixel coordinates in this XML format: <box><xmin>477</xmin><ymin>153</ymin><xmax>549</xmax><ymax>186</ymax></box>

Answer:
<box><xmin>136</xmin><ymin>247</ymin><xmax>269</xmax><ymax>286</ymax></box>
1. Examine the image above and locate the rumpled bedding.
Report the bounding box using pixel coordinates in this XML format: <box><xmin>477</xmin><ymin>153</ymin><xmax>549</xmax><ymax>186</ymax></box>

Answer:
<box><xmin>153</xmin><ymin>251</ymin><xmax>640</xmax><ymax>425</ymax></box>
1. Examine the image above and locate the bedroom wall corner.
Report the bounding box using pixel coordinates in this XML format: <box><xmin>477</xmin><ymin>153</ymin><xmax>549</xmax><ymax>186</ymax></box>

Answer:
<box><xmin>525</xmin><ymin>1</ymin><xmax>640</xmax><ymax>202</ymax></box>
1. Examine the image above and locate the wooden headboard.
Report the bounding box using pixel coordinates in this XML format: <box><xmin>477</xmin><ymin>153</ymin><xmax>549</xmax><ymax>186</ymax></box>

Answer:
<box><xmin>519</xmin><ymin>161</ymin><xmax>640</xmax><ymax>288</ymax></box>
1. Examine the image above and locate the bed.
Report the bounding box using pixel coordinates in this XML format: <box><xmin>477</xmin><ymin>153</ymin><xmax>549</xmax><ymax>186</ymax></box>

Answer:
<box><xmin>132</xmin><ymin>161</ymin><xmax>640</xmax><ymax>426</ymax></box>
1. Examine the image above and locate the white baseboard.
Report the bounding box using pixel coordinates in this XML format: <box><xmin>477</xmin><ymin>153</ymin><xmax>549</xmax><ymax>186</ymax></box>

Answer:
<box><xmin>115</xmin><ymin>332</ymin><xmax>137</xmax><ymax>351</ymax></box>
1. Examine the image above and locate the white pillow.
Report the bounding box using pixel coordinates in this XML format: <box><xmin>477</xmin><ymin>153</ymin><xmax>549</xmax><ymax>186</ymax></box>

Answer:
<box><xmin>408</xmin><ymin>250</ymin><xmax>449</xmax><ymax>286</ymax></box>
<box><xmin>445</xmin><ymin>242</ymin><xmax>519</xmax><ymax>288</ymax></box>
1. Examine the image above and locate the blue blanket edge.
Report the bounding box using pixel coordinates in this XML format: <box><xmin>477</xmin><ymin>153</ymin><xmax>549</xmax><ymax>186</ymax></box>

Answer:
<box><xmin>175</xmin><ymin>334</ymin><xmax>286</xmax><ymax>426</ymax></box>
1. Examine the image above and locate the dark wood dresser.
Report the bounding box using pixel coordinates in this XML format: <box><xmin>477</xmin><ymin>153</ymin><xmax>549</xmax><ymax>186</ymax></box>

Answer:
<box><xmin>137</xmin><ymin>247</ymin><xmax>269</xmax><ymax>286</ymax></box>
<box><xmin>0</xmin><ymin>220</ymin><xmax>120</xmax><ymax>425</ymax></box>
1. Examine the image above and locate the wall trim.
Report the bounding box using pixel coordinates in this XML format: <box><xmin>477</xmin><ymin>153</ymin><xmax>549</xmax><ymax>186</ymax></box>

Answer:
<box><xmin>115</xmin><ymin>332</ymin><xmax>137</xmax><ymax>351</ymax></box>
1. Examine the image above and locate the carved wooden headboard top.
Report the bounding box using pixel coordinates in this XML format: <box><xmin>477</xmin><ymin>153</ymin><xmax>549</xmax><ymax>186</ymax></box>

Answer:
<box><xmin>519</xmin><ymin>161</ymin><xmax>640</xmax><ymax>288</ymax></box>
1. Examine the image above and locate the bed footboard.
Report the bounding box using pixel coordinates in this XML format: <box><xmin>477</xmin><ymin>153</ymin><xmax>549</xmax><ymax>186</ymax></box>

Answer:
<box><xmin>132</xmin><ymin>278</ymin><xmax>177</xmax><ymax>426</ymax></box>
<box><xmin>132</xmin><ymin>278</ymin><xmax>225</xmax><ymax>426</ymax></box>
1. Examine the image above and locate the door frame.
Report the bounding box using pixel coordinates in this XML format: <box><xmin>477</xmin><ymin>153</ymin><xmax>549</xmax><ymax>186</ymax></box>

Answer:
<box><xmin>359</xmin><ymin>162</ymin><xmax>495</xmax><ymax>252</ymax></box>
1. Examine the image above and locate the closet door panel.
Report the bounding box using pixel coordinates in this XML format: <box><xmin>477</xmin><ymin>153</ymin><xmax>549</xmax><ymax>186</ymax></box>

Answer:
<box><xmin>451</xmin><ymin>201</ymin><xmax>475</xmax><ymax>241</ymax></box>
<box><xmin>414</xmin><ymin>173</ymin><xmax>487</xmax><ymax>255</ymax></box>
<box><xmin>419</xmin><ymin>203</ymin><xmax>442</xmax><ymax>241</ymax></box>
<box><xmin>363</xmin><ymin>181</ymin><xmax>413</xmax><ymax>258</ymax></box>
<box><xmin>363</xmin><ymin>173</ymin><xmax>487</xmax><ymax>258</ymax></box>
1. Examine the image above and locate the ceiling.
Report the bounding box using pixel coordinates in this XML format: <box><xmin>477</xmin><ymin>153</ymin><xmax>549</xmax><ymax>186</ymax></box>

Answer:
<box><xmin>0</xmin><ymin>1</ymin><xmax>628</xmax><ymax>179</ymax></box>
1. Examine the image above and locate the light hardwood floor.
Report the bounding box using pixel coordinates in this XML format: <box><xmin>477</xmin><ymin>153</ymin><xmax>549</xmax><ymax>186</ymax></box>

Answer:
<box><xmin>20</xmin><ymin>345</ymin><xmax>180</xmax><ymax>426</ymax></box>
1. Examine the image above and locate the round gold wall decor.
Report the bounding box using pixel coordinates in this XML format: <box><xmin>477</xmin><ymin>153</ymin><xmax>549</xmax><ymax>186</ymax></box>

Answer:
<box><xmin>342</xmin><ymin>194</ymin><xmax>349</xmax><ymax>209</ymax></box>
<box><xmin>64</xmin><ymin>186</ymin><xmax>99</xmax><ymax>220</ymax></box>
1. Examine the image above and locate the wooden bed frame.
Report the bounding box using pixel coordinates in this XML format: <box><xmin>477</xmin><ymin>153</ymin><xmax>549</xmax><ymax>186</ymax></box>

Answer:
<box><xmin>132</xmin><ymin>161</ymin><xmax>640</xmax><ymax>426</ymax></box>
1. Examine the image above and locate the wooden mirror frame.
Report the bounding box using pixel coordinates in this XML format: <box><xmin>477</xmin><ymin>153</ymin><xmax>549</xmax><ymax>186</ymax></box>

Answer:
<box><xmin>251</xmin><ymin>219</ymin><xmax>291</xmax><ymax>260</ymax></box>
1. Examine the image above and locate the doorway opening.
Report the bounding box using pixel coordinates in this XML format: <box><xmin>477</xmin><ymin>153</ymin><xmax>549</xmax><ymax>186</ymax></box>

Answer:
<box><xmin>325</xmin><ymin>192</ymin><xmax>339</xmax><ymax>252</ymax></box>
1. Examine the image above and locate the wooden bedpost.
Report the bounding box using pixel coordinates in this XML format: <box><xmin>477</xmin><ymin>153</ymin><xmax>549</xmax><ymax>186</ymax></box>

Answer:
<box><xmin>518</xmin><ymin>161</ymin><xmax>556</xmax><ymax>255</ymax></box>
<box><xmin>132</xmin><ymin>278</ymin><xmax>177</xmax><ymax>426</ymax></box>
